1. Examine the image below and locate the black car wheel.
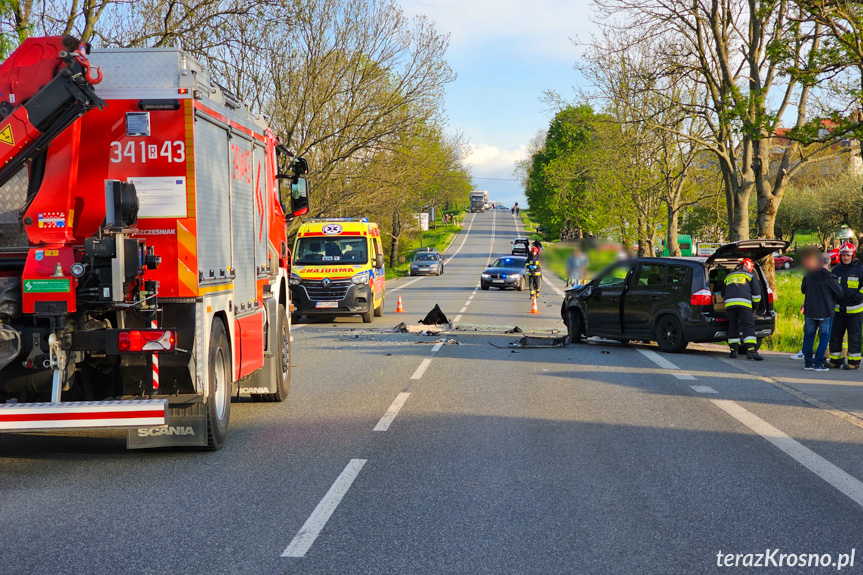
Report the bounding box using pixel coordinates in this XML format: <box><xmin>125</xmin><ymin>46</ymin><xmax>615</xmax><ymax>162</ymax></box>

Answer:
<box><xmin>567</xmin><ymin>309</ymin><xmax>584</xmax><ymax>344</ymax></box>
<box><xmin>481</xmin><ymin>284</ymin><xmax>489</xmax><ymax>290</ymax></box>
<box><xmin>655</xmin><ymin>315</ymin><xmax>688</xmax><ymax>353</ymax></box>
<box><xmin>517</xmin><ymin>277</ymin><xmax>525</xmax><ymax>291</ymax></box>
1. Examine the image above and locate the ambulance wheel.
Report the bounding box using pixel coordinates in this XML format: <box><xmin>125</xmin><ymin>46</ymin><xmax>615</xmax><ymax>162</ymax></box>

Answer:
<box><xmin>362</xmin><ymin>309</ymin><xmax>373</xmax><ymax>323</ymax></box>
<box><xmin>206</xmin><ymin>319</ymin><xmax>231</xmax><ymax>450</ymax></box>
<box><xmin>374</xmin><ymin>300</ymin><xmax>384</xmax><ymax>317</ymax></box>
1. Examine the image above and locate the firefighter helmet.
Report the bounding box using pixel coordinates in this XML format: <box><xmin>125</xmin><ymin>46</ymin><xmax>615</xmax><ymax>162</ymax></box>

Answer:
<box><xmin>839</xmin><ymin>242</ymin><xmax>857</xmax><ymax>258</ymax></box>
<box><xmin>738</xmin><ymin>258</ymin><xmax>754</xmax><ymax>273</ymax></box>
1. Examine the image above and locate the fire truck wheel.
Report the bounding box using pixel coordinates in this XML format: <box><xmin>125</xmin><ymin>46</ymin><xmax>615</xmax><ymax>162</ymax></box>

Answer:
<box><xmin>272</xmin><ymin>304</ymin><xmax>291</xmax><ymax>402</ymax></box>
<box><xmin>374</xmin><ymin>299</ymin><xmax>384</xmax><ymax>317</ymax></box>
<box><xmin>206</xmin><ymin>319</ymin><xmax>231</xmax><ymax>450</ymax></box>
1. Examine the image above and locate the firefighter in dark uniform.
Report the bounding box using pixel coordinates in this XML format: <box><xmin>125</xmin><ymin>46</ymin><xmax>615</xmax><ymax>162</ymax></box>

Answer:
<box><xmin>722</xmin><ymin>258</ymin><xmax>764</xmax><ymax>360</ymax></box>
<box><xmin>527</xmin><ymin>240</ymin><xmax>542</xmax><ymax>298</ymax></box>
<box><xmin>829</xmin><ymin>243</ymin><xmax>863</xmax><ymax>369</ymax></box>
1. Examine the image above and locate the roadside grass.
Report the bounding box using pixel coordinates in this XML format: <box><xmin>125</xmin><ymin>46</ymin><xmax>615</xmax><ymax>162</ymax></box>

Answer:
<box><xmin>385</xmin><ymin>210</ymin><xmax>465</xmax><ymax>280</ymax></box>
<box><xmin>763</xmin><ymin>269</ymin><xmax>807</xmax><ymax>353</ymax></box>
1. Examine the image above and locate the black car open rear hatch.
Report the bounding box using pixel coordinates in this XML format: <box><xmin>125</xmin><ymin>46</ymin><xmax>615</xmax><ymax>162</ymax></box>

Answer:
<box><xmin>705</xmin><ymin>240</ymin><xmax>789</xmax><ymax>267</ymax></box>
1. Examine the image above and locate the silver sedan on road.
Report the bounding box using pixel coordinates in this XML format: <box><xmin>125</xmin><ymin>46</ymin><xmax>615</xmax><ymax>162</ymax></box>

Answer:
<box><xmin>410</xmin><ymin>251</ymin><xmax>445</xmax><ymax>276</ymax></box>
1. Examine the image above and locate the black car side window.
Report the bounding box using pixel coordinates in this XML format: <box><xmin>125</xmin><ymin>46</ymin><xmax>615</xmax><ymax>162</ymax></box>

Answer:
<box><xmin>634</xmin><ymin>264</ymin><xmax>666</xmax><ymax>286</ymax></box>
<box><xmin>668</xmin><ymin>265</ymin><xmax>691</xmax><ymax>285</ymax></box>
<box><xmin>599</xmin><ymin>265</ymin><xmax>631</xmax><ymax>287</ymax></box>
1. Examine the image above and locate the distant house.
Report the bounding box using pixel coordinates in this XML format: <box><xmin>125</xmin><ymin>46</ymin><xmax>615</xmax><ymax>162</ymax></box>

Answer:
<box><xmin>772</xmin><ymin>121</ymin><xmax>862</xmax><ymax>178</ymax></box>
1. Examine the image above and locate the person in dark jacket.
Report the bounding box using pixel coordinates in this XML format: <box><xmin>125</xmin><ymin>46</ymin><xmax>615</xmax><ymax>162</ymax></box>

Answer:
<box><xmin>801</xmin><ymin>249</ymin><xmax>843</xmax><ymax>371</ymax></box>
<box><xmin>722</xmin><ymin>258</ymin><xmax>763</xmax><ymax>360</ymax></box>
<box><xmin>828</xmin><ymin>242</ymin><xmax>863</xmax><ymax>369</ymax></box>
<box><xmin>527</xmin><ymin>241</ymin><xmax>542</xmax><ymax>298</ymax></box>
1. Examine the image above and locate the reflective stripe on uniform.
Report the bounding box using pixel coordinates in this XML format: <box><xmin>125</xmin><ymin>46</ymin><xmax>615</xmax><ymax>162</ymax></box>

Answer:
<box><xmin>830</xmin><ymin>353</ymin><xmax>844</xmax><ymax>360</ymax></box>
<box><xmin>744</xmin><ymin>336</ymin><xmax>758</xmax><ymax>344</ymax></box>
<box><xmin>751</xmin><ymin>295</ymin><xmax>762</xmax><ymax>302</ymax></box>
<box><xmin>849</xmin><ymin>355</ymin><xmax>863</xmax><ymax>361</ymax></box>
<box><xmin>724</xmin><ymin>298</ymin><xmax>752</xmax><ymax>308</ymax></box>
<box><xmin>728</xmin><ymin>338</ymin><xmax>741</xmax><ymax>344</ymax></box>
<box><xmin>847</xmin><ymin>302</ymin><xmax>863</xmax><ymax>313</ymax></box>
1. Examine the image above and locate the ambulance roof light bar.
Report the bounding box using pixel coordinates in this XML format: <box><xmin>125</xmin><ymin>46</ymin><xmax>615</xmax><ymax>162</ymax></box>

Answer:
<box><xmin>306</xmin><ymin>218</ymin><xmax>369</xmax><ymax>223</ymax></box>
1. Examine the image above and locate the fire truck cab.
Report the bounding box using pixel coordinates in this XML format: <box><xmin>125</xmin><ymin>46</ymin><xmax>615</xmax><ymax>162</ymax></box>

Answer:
<box><xmin>0</xmin><ymin>38</ymin><xmax>310</xmax><ymax>450</ymax></box>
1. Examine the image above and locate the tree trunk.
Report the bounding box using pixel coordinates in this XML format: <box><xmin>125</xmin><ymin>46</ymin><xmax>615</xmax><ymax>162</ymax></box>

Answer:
<box><xmin>389</xmin><ymin>210</ymin><xmax>401</xmax><ymax>268</ymax></box>
<box><xmin>666</xmin><ymin>204</ymin><xmax>681</xmax><ymax>257</ymax></box>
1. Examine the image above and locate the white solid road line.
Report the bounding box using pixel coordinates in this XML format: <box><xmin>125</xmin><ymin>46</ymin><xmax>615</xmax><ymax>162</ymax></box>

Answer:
<box><xmin>447</xmin><ymin>213</ymin><xmax>476</xmax><ymax>260</ymax></box>
<box><xmin>390</xmin><ymin>277</ymin><xmax>422</xmax><ymax>293</ymax></box>
<box><xmin>282</xmin><ymin>458</ymin><xmax>368</xmax><ymax>558</ymax></box>
<box><xmin>690</xmin><ymin>385</ymin><xmax>718</xmax><ymax>394</ymax></box>
<box><xmin>391</xmin><ymin>213</ymin><xmax>477</xmax><ymax>294</ymax></box>
<box><xmin>431</xmin><ymin>342</ymin><xmax>443</xmax><ymax>353</ymax></box>
<box><xmin>711</xmin><ymin>399</ymin><xmax>863</xmax><ymax>510</ymax></box>
<box><xmin>374</xmin><ymin>392</ymin><xmax>411</xmax><ymax>432</ymax></box>
<box><xmin>411</xmin><ymin>358</ymin><xmax>432</xmax><ymax>380</ymax></box>
<box><xmin>543</xmin><ymin>278</ymin><xmax>566</xmax><ymax>297</ymax></box>
<box><xmin>636</xmin><ymin>348</ymin><xmax>697</xmax><ymax>380</ymax></box>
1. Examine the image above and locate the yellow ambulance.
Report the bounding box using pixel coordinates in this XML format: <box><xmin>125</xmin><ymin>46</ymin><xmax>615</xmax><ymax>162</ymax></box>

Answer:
<box><xmin>290</xmin><ymin>219</ymin><xmax>386</xmax><ymax>323</ymax></box>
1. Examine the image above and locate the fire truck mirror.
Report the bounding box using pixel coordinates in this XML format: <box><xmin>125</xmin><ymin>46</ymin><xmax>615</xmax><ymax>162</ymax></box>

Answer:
<box><xmin>289</xmin><ymin>177</ymin><xmax>310</xmax><ymax>219</ymax></box>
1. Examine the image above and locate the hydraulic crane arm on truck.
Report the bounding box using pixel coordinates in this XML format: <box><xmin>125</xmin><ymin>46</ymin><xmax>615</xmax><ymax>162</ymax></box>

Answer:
<box><xmin>0</xmin><ymin>37</ymin><xmax>310</xmax><ymax>450</ymax></box>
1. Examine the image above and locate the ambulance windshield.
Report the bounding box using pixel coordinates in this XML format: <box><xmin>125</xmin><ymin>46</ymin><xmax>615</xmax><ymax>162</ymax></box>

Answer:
<box><xmin>294</xmin><ymin>237</ymin><xmax>369</xmax><ymax>265</ymax></box>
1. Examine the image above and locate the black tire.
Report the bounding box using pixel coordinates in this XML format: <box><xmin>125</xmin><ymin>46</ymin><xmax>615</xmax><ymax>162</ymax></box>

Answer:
<box><xmin>481</xmin><ymin>284</ymin><xmax>489</xmax><ymax>290</ymax></box>
<box><xmin>374</xmin><ymin>298</ymin><xmax>384</xmax><ymax>317</ymax></box>
<box><xmin>206</xmin><ymin>319</ymin><xmax>231</xmax><ymax>450</ymax></box>
<box><xmin>567</xmin><ymin>309</ymin><xmax>584</xmax><ymax>344</ymax></box>
<box><xmin>654</xmin><ymin>315</ymin><xmax>688</xmax><ymax>353</ymax></box>
<box><xmin>271</xmin><ymin>304</ymin><xmax>291</xmax><ymax>402</ymax></box>
<box><xmin>517</xmin><ymin>277</ymin><xmax>525</xmax><ymax>291</ymax></box>
<box><xmin>361</xmin><ymin>309</ymin><xmax>373</xmax><ymax>323</ymax></box>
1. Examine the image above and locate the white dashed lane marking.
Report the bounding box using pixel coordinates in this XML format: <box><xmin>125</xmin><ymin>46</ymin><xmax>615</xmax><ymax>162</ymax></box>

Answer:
<box><xmin>690</xmin><ymin>385</ymin><xmax>718</xmax><ymax>394</ymax></box>
<box><xmin>636</xmin><ymin>348</ymin><xmax>697</xmax><ymax>380</ymax></box>
<box><xmin>374</xmin><ymin>392</ymin><xmax>410</xmax><ymax>432</ymax></box>
<box><xmin>411</xmin><ymin>358</ymin><xmax>432</xmax><ymax>380</ymax></box>
<box><xmin>282</xmin><ymin>459</ymin><xmax>368</xmax><ymax>558</ymax></box>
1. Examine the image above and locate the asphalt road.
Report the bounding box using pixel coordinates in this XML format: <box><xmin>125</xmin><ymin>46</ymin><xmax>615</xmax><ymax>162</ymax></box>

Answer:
<box><xmin>3</xmin><ymin>210</ymin><xmax>863</xmax><ymax>574</ymax></box>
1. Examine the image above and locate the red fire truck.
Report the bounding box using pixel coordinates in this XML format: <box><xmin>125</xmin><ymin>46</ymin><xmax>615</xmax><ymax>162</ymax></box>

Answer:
<box><xmin>0</xmin><ymin>37</ymin><xmax>310</xmax><ymax>449</ymax></box>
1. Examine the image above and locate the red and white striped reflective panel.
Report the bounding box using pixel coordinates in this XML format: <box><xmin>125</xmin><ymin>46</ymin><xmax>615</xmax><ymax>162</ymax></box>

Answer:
<box><xmin>151</xmin><ymin>320</ymin><xmax>160</xmax><ymax>391</ymax></box>
<box><xmin>0</xmin><ymin>399</ymin><xmax>168</xmax><ymax>431</ymax></box>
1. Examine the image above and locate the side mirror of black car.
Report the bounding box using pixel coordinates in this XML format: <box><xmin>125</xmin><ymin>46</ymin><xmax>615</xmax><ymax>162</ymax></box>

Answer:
<box><xmin>582</xmin><ymin>286</ymin><xmax>597</xmax><ymax>301</ymax></box>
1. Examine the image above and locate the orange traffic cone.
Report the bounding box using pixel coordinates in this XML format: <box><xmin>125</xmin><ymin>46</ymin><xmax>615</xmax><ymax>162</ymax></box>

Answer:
<box><xmin>395</xmin><ymin>295</ymin><xmax>405</xmax><ymax>313</ymax></box>
<box><xmin>530</xmin><ymin>297</ymin><xmax>540</xmax><ymax>314</ymax></box>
